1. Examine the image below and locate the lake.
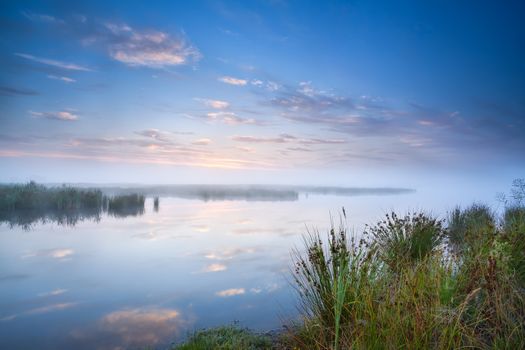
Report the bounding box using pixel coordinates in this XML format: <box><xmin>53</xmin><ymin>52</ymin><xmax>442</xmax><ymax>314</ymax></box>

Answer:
<box><xmin>0</xmin><ymin>184</ymin><xmax>501</xmax><ymax>349</ymax></box>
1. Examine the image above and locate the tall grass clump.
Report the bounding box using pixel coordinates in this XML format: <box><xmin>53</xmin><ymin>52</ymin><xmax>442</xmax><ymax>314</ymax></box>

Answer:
<box><xmin>366</xmin><ymin>211</ymin><xmax>444</xmax><ymax>271</ymax></box>
<box><xmin>447</xmin><ymin>204</ymin><xmax>495</xmax><ymax>253</ymax></box>
<box><xmin>286</xmin><ymin>197</ymin><xmax>525</xmax><ymax>349</ymax></box>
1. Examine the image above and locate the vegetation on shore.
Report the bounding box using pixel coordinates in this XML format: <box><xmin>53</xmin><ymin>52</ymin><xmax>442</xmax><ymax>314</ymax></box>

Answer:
<box><xmin>174</xmin><ymin>179</ymin><xmax>525</xmax><ymax>349</ymax></box>
<box><xmin>173</xmin><ymin>325</ymin><xmax>273</xmax><ymax>350</ymax></box>
<box><xmin>0</xmin><ymin>181</ymin><xmax>147</xmax><ymax>227</ymax></box>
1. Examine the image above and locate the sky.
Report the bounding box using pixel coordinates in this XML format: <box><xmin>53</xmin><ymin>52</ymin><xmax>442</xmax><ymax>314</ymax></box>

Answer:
<box><xmin>0</xmin><ymin>0</ymin><xmax>524</xmax><ymax>187</ymax></box>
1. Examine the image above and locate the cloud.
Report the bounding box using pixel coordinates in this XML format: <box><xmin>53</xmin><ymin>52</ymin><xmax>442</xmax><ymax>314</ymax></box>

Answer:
<box><xmin>29</xmin><ymin>110</ymin><xmax>79</xmax><ymax>121</ymax></box>
<box><xmin>195</xmin><ymin>98</ymin><xmax>230</xmax><ymax>109</ymax></box>
<box><xmin>22</xmin><ymin>11</ymin><xmax>64</xmax><ymax>24</ymax></box>
<box><xmin>231</xmin><ymin>135</ymin><xmax>289</xmax><ymax>144</ymax></box>
<box><xmin>216</xmin><ymin>288</ymin><xmax>245</xmax><ymax>297</ymax></box>
<box><xmin>0</xmin><ymin>86</ymin><xmax>38</xmax><ymax>96</ymax></box>
<box><xmin>101</xmin><ymin>22</ymin><xmax>201</xmax><ymax>68</ymax></box>
<box><xmin>135</xmin><ymin>129</ymin><xmax>173</xmax><ymax>143</ymax></box>
<box><xmin>15</xmin><ymin>53</ymin><xmax>93</xmax><ymax>71</ymax></box>
<box><xmin>206</xmin><ymin>112</ymin><xmax>261</xmax><ymax>125</ymax></box>
<box><xmin>22</xmin><ymin>16</ymin><xmax>200</xmax><ymax>69</ymax></box>
<box><xmin>192</xmin><ymin>138</ymin><xmax>212</xmax><ymax>145</ymax></box>
<box><xmin>231</xmin><ymin>134</ymin><xmax>346</xmax><ymax>145</ymax></box>
<box><xmin>47</xmin><ymin>75</ymin><xmax>76</xmax><ymax>83</ymax></box>
<box><xmin>219</xmin><ymin>76</ymin><xmax>247</xmax><ymax>86</ymax></box>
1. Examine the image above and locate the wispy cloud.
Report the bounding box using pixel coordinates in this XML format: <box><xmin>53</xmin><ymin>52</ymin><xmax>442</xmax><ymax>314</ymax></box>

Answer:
<box><xmin>206</xmin><ymin>112</ymin><xmax>261</xmax><ymax>125</ymax></box>
<box><xmin>218</xmin><ymin>76</ymin><xmax>247</xmax><ymax>86</ymax></box>
<box><xmin>0</xmin><ymin>86</ymin><xmax>38</xmax><ymax>96</ymax></box>
<box><xmin>22</xmin><ymin>11</ymin><xmax>64</xmax><ymax>24</ymax></box>
<box><xmin>195</xmin><ymin>98</ymin><xmax>230</xmax><ymax>109</ymax></box>
<box><xmin>15</xmin><ymin>53</ymin><xmax>93</xmax><ymax>71</ymax></box>
<box><xmin>47</xmin><ymin>75</ymin><xmax>76</xmax><ymax>83</ymax></box>
<box><xmin>231</xmin><ymin>134</ymin><xmax>346</xmax><ymax>145</ymax></box>
<box><xmin>29</xmin><ymin>110</ymin><xmax>79</xmax><ymax>121</ymax></box>
<box><xmin>135</xmin><ymin>129</ymin><xmax>174</xmax><ymax>143</ymax></box>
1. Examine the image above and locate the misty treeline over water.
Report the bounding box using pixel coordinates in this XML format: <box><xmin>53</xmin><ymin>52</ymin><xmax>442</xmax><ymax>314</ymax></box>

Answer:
<box><xmin>0</xmin><ymin>182</ymin><xmax>147</xmax><ymax>228</ymax></box>
<box><xmin>0</xmin><ymin>182</ymin><xmax>414</xmax><ymax>229</ymax></box>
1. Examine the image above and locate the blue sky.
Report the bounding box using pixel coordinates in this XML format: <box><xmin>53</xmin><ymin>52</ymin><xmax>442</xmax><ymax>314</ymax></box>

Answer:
<box><xmin>0</xmin><ymin>0</ymin><xmax>524</xmax><ymax>186</ymax></box>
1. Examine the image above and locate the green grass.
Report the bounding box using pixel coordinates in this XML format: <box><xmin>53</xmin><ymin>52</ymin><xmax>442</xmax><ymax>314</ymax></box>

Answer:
<box><xmin>172</xmin><ymin>325</ymin><xmax>272</xmax><ymax>350</ymax></box>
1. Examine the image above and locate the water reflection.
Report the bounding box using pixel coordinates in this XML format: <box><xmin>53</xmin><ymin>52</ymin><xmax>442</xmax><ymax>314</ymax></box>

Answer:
<box><xmin>68</xmin><ymin>308</ymin><xmax>190</xmax><ymax>350</ymax></box>
<box><xmin>4</xmin><ymin>186</ymin><xmax>469</xmax><ymax>350</ymax></box>
<box><xmin>0</xmin><ymin>208</ymin><xmax>102</xmax><ymax>229</ymax></box>
<box><xmin>99</xmin><ymin>185</ymin><xmax>414</xmax><ymax>202</ymax></box>
<box><xmin>0</xmin><ymin>203</ymin><xmax>145</xmax><ymax>229</ymax></box>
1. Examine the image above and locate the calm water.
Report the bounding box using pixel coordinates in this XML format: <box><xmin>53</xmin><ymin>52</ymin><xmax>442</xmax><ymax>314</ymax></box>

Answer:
<box><xmin>0</xmin><ymin>185</ymin><xmax>500</xmax><ymax>349</ymax></box>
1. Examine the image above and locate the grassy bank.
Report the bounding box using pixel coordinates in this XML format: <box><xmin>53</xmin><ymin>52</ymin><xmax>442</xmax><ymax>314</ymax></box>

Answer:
<box><xmin>174</xmin><ymin>180</ymin><xmax>525</xmax><ymax>349</ymax></box>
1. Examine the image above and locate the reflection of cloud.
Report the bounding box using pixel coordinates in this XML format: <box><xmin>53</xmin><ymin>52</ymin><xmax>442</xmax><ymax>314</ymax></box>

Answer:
<box><xmin>70</xmin><ymin>307</ymin><xmax>188</xmax><ymax>349</ymax></box>
<box><xmin>0</xmin><ymin>273</ymin><xmax>30</xmax><ymax>282</ymax></box>
<box><xmin>249</xmin><ymin>283</ymin><xmax>281</xmax><ymax>295</ymax></box>
<box><xmin>22</xmin><ymin>248</ymin><xmax>74</xmax><ymax>260</ymax></box>
<box><xmin>202</xmin><ymin>263</ymin><xmax>227</xmax><ymax>272</ymax></box>
<box><xmin>204</xmin><ymin>247</ymin><xmax>255</xmax><ymax>260</ymax></box>
<box><xmin>38</xmin><ymin>288</ymin><xmax>68</xmax><ymax>297</ymax></box>
<box><xmin>1</xmin><ymin>302</ymin><xmax>77</xmax><ymax>322</ymax></box>
<box><xmin>50</xmin><ymin>249</ymin><xmax>74</xmax><ymax>258</ymax></box>
<box><xmin>216</xmin><ymin>288</ymin><xmax>245</xmax><ymax>297</ymax></box>
<box><xmin>232</xmin><ymin>227</ymin><xmax>296</xmax><ymax>236</ymax></box>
